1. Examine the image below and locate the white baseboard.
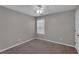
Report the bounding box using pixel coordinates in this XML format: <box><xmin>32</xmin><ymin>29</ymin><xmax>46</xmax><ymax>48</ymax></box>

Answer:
<box><xmin>0</xmin><ymin>38</ymin><xmax>34</xmax><ymax>53</ymax></box>
<box><xmin>35</xmin><ymin>37</ymin><xmax>75</xmax><ymax>48</ymax></box>
<box><xmin>75</xmin><ymin>45</ymin><xmax>79</xmax><ymax>54</ymax></box>
<box><xmin>0</xmin><ymin>37</ymin><xmax>75</xmax><ymax>53</ymax></box>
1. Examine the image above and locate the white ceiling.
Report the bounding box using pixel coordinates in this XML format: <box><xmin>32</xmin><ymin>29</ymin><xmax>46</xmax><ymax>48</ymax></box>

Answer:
<box><xmin>2</xmin><ymin>5</ymin><xmax>77</xmax><ymax>17</ymax></box>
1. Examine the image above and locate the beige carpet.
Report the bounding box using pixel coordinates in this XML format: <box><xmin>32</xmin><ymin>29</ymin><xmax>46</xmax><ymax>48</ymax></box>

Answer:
<box><xmin>0</xmin><ymin>39</ymin><xmax>78</xmax><ymax>54</ymax></box>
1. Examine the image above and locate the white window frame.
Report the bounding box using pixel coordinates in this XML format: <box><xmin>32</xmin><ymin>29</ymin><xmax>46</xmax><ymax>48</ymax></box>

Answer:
<box><xmin>36</xmin><ymin>16</ymin><xmax>45</xmax><ymax>34</ymax></box>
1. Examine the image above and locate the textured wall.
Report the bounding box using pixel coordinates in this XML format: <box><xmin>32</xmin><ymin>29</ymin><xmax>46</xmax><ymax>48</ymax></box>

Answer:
<box><xmin>0</xmin><ymin>6</ymin><xmax>35</xmax><ymax>50</ymax></box>
<box><xmin>37</xmin><ymin>10</ymin><xmax>75</xmax><ymax>46</ymax></box>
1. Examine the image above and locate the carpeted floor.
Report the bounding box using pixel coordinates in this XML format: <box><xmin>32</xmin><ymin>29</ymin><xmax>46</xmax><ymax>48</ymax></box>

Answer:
<box><xmin>0</xmin><ymin>39</ymin><xmax>78</xmax><ymax>54</ymax></box>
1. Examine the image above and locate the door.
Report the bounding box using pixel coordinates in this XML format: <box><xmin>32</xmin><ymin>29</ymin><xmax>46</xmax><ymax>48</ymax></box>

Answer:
<box><xmin>75</xmin><ymin>9</ymin><xmax>79</xmax><ymax>53</ymax></box>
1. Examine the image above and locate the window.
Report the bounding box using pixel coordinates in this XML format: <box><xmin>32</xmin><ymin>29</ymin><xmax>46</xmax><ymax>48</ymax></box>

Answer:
<box><xmin>37</xmin><ymin>16</ymin><xmax>45</xmax><ymax>34</ymax></box>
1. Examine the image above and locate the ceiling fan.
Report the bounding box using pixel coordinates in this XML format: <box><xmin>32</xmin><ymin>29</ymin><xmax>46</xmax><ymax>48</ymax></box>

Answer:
<box><xmin>35</xmin><ymin>5</ymin><xmax>46</xmax><ymax>15</ymax></box>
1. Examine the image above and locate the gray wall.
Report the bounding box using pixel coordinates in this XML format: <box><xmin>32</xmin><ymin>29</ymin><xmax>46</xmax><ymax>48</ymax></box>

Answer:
<box><xmin>0</xmin><ymin>6</ymin><xmax>35</xmax><ymax>50</ymax></box>
<box><xmin>37</xmin><ymin>10</ymin><xmax>75</xmax><ymax>46</ymax></box>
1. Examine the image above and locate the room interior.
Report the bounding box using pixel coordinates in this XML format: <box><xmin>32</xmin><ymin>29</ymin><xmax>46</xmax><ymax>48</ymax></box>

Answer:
<box><xmin>0</xmin><ymin>5</ymin><xmax>79</xmax><ymax>54</ymax></box>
